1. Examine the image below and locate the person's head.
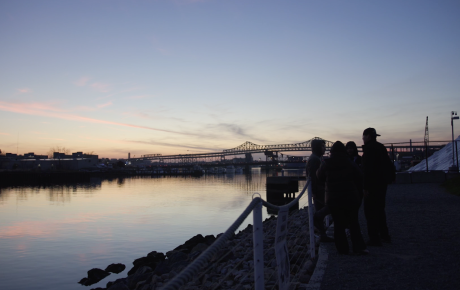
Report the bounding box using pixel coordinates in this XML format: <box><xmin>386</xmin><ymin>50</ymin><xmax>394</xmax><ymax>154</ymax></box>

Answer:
<box><xmin>346</xmin><ymin>141</ymin><xmax>358</xmax><ymax>157</ymax></box>
<box><xmin>330</xmin><ymin>141</ymin><xmax>347</xmax><ymax>156</ymax></box>
<box><xmin>311</xmin><ymin>139</ymin><xmax>326</xmax><ymax>156</ymax></box>
<box><xmin>362</xmin><ymin>127</ymin><xmax>380</xmax><ymax>145</ymax></box>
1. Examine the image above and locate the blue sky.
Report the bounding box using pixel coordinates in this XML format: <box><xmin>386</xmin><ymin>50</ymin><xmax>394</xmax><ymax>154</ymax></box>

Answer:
<box><xmin>1</xmin><ymin>0</ymin><xmax>459</xmax><ymax>158</ymax></box>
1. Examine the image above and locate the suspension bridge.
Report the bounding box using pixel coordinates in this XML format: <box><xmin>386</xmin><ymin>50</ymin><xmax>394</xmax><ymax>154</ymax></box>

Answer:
<box><xmin>133</xmin><ymin>137</ymin><xmax>448</xmax><ymax>166</ymax></box>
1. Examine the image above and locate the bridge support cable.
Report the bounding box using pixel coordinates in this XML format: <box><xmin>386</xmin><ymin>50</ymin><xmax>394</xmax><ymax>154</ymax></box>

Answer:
<box><xmin>162</xmin><ymin>179</ymin><xmax>313</xmax><ymax>290</ymax></box>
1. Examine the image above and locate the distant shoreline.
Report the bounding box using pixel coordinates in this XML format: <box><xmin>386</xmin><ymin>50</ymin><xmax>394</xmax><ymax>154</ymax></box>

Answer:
<box><xmin>0</xmin><ymin>170</ymin><xmax>202</xmax><ymax>187</ymax></box>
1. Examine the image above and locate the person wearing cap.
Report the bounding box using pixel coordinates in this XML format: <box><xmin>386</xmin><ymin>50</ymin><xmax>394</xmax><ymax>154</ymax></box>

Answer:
<box><xmin>362</xmin><ymin>128</ymin><xmax>395</xmax><ymax>246</ymax></box>
<box><xmin>306</xmin><ymin>139</ymin><xmax>334</xmax><ymax>243</ymax></box>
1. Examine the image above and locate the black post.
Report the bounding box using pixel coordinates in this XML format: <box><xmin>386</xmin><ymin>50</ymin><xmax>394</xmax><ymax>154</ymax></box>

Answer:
<box><xmin>425</xmin><ymin>142</ymin><xmax>428</xmax><ymax>172</ymax></box>
<box><xmin>452</xmin><ymin>118</ymin><xmax>455</xmax><ymax>167</ymax></box>
<box><xmin>456</xmin><ymin>140</ymin><xmax>459</xmax><ymax>172</ymax></box>
<box><xmin>391</xmin><ymin>144</ymin><xmax>396</xmax><ymax>172</ymax></box>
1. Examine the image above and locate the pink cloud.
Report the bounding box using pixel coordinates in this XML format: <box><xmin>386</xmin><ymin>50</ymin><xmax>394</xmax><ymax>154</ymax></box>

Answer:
<box><xmin>17</xmin><ymin>88</ymin><xmax>31</xmax><ymax>93</ymax></box>
<box><xmin>97</xmin><ymin>101</ymin><xmax>113</xmax><ymax>108</ymax></box>
<box><xmin>0</xmin><ymin>132</ymin><xmax>10</xmax><ymax>135</ymax></box>
<box><xmin>39</xmin><ymin>137</ymin><xmax>65</xmax><ymax>141</ymax></box>
<box><xmin>75</xmin><ymin>106</ymin><xmax>96</xmax><ymax>112</ymax></box>
<box><xmin>74</xmin><ymin>76</ymin><xmax>90</xmax><ymax>87</ymax></box>
<box><xmin>0</xmin><ymin>101</ymin><xmax>191</xmax><ymax>135</ymax></box>
<box><xmin>91</xmin><ymin>82</ymin><xmax>111</xmax><ymax>93</ymax></box>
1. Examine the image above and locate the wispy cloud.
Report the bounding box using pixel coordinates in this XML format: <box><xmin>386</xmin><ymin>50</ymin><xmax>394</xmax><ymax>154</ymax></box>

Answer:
<box><xmin>97</xmin><ymin>101</ymin><xmax>113</xmax><ymax>108</ymax></box>
<box><xmin>39</xmin><ymin>137</ymin><xmax>65</xmax><ymax>141</ymax></box>
<box><xmin>0</xmin><ymin>132</ymin><xmax>10</xmax><ymax>136</ymax></box>
<box><xmin>17</xmin><ymin>88</ymin><xmax>31</xmax><ymax>93</ymax></box>
<box><xmin>75</xmin><ymin>106</ymin><xmax>96</xmax><ymax>112</ymax></box>
<box><xmin>74</xmin><ymin>77</ymin><xmax>90</xmax><ymax>87</ymax></box>
<box><xmin>0</xmin><ymin>101</ymin><xmax>192</xmax><ymax>136</ymax></box>
<box><xmin>126</xmin><ymin>139</ymin><xmax>219</xmax><ymax>152</ymax></box>
<box><xmin>91</xmin><ymin>82</ymin><xmax>111</xmax><ymax>93</ymax></box>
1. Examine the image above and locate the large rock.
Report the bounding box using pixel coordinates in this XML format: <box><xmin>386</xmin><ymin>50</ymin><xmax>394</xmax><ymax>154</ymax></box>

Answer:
<box><xmin>191</xmin><ymin>243</ymin><xmax>208</xmax><ymax>254</ymax></box>
<box><xmin>166</xmin><ymin>250</ymin><xmax>188</xmax><ymax>264</ymax></box>
<box><xmin>127</xmin><ymin>252</ymin><xmax>164</xmax><ymax>276</ymax></box>
<box><xmin>106</xmin><ymin>278</ymin><xmax>127</xmax><ymax>289</ymax></box>
<box><xmin>78</xmin><ymin>268</ymin><xmax>111</xmax><ymax>286</ymax></box>
<box><xmin>105</xmin><ymin>263</ymin><xmax>126</xmax><ymax>274</ymax></box>
<box><xmin>153</xmin><ymin>261</ymin><xmax>171</xmax><ymax>275</ymax></box>
<box><xmin>127</xmin><ymin>266</ymin><xmax>153</xmax><ymax>289</ymax></box>
<box><xmin>170</xmin><ymin>260</ymin><xmax>189</xmax><ymax>273</ymax></box>
<box><xmin>174</xmin><ymin>234</ymin><xmax>207</xmax><ymax>253</ymax></box>
<box><xmin>107</xmin><ymin>282</ymin><xmax>129</xmax><ymax>290</ymax></box>
<box><xmin>204</xmin><ymin>235</ymin><xmax>216</xmax><ymax>245</ymax></box>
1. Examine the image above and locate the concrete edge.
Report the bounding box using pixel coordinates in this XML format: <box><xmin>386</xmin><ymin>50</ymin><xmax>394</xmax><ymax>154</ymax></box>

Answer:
<box><xmin>306</xmin><ymin>244</ymin><xmax>328</xmax><ymax>290</ymax></box>
<box><xmin>306</xmin><ymin>224</ymin><xmax>333</xmax><ymax>290</ymax></box>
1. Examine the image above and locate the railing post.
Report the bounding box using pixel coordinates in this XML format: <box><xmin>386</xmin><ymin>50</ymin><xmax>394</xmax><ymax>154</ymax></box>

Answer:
<box><xmin>253</xmin><ymin>196</ymin><xmax>265</xmax><ymax>290</ymax></box>
<box><xmin>307</xmin><ymin>177</ymin><xmax>316</xmax><ymax>259</ymax></box>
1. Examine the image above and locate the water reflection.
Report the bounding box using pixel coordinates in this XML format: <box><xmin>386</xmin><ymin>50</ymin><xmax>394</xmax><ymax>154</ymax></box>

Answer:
<box><xmin>0</xmin><ymin>170</ymin><xmax>307</xmax><ymax>290</ymax></box>
<box><xmin>0</xmin><ymin>182</ymin><xmax>103</xmax><ymax>203</ymax></box>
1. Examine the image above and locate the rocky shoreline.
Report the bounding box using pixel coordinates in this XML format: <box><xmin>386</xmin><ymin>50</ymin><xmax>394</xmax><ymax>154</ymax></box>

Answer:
<box><xmin>80</xmin><ymin>206</ymin><xmax>317</xmax><ymax>290</ymax></box>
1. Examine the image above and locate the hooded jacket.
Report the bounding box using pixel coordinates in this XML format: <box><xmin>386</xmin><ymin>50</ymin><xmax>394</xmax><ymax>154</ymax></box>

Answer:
<box><xmin>317</xmin><ymin>152</ymin><xmax>362</xmax><ymax>208</ymax></box>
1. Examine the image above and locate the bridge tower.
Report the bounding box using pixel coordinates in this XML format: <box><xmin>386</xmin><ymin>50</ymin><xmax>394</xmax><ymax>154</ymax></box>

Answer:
<box><xmin>245</xmin><ymin>153</ymin><xmax>253</xmax><ymax>162</ymax></box>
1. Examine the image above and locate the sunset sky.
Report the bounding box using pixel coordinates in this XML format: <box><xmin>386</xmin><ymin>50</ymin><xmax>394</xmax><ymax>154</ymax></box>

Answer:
<box><xmin>1</xmin><ymin>0</ymin><xmax>459</xmax><ymax>158</ymax></box>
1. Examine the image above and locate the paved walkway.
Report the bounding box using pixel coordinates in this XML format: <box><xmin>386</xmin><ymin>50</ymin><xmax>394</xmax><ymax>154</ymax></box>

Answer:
<box><xmin>313</xmin><ymin>183</ymin><xmax>460</xmax><ymax>290</ymax></box>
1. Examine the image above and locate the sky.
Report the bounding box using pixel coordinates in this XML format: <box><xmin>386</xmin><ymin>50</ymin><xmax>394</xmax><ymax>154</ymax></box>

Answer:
<box><xmin>1</xmin><ymin>0</ymin><xmax>459</xmax><ymax>158</ymax></box>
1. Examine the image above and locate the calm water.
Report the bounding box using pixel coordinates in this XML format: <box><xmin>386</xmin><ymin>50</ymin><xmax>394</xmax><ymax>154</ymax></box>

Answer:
<box><xmin>0</xmin><ymin>170</ymin><xmax>307</xmax><ymax>290</ymax></box>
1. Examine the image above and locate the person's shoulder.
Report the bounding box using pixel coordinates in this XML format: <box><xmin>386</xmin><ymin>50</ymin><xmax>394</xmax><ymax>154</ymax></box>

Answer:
<box><xmin>375</xmin><ymin>141</ymin><xmax>389</xmax><ymax>152</ymax></box>
<box><xmin>307</xmin><ymin>154</ymin><xmax>320</xmax><ymax>163</ymax></box>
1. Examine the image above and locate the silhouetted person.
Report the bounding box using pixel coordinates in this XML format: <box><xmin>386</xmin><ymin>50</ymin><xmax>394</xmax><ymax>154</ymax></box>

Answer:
<box><xmin>346</xmin><ymin>141</ymin><xmax>364</xmax><ymax>204</ymax></box>
<box><xmin>362</xmin><ymin>128</ymin><xmax>395</xmax><ymax>246</ymax></box>
<box><xmin>306</xmin><ymin>139</ymin><xmax>333</xmax><ymax>242</ymax></box>
<box><xmin>346</xmin><ymin>141</ymin><xmax>362</xmax><ymax>167</ymax></box>
<box><xmin>317</xmin><ymin>141</ymin><xmax>368</xmax><ymax>255</ymax></box>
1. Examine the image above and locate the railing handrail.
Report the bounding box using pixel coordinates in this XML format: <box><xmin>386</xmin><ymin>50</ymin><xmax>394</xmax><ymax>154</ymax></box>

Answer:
<box><xmin>162</xmin><ymin>179</ymin><xmax>312</xmax><ymax>290</ymax></box>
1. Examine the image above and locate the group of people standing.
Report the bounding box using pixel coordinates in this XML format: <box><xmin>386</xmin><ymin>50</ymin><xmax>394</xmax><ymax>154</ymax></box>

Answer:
<box><xmin>306</xmin><ymin>128</ymin><xmax>395</xmax><ymax>255</ymax></box>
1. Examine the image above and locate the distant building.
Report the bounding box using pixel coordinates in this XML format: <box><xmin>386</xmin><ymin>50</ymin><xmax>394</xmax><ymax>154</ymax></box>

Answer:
<box><xmin>0</xmin><ymin>151</ymin><xmax>99</xmax><ymax>170</ymax></box>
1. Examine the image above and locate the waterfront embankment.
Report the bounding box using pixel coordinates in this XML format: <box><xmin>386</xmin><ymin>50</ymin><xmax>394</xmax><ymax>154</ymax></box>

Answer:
<box><xmin>312</xmin><ymin>183</ymin><xmax>460</xmax><ymax>290</ymax></box>
<box><xmin>79</xmin><ymin>206</ymin><xmax>317</xmax><ymax>290</ymax></box>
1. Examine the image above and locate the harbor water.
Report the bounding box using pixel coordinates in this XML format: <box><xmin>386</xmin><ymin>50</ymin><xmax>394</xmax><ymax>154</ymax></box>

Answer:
<box><xmin>0</xmin><ymin>169</ymin><xmax>307</xmax><ymax>290</ymax></box>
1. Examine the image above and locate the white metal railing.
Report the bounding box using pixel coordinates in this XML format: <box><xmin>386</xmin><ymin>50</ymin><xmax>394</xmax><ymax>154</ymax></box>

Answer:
<box><xmin>162</xmin><ymin>178</ymin><xmax>315</xmax><ymax>290</ymax></box>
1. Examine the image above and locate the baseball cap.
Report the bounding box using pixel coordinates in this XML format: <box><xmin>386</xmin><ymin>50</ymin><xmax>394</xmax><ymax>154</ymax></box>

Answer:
<box><xmin>363</xmin><ymin>127</ymin><xmax>381</xmax><ymax>137</ymax></box>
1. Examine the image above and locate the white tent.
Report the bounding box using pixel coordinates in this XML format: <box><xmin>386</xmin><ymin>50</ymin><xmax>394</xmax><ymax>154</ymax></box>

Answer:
<box><xmin>407</xmin><ymin>136</ymin><xmax>460</xmax><ymax>172</ymax></box>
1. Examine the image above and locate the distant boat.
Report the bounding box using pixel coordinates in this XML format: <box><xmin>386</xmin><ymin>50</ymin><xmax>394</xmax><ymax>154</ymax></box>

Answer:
<box><xmin>226</xmin><ymin>165</ymin><xmax>235</xmax><ymax>174</ymax></box>
<box><xmin>235</xmin><ymin>167</ymin><xmax>244</xmax><ymax>174</ymax></box>
<box><xmin>217</xmin><ymin>167</ymin><xmax>226</xmax><ymax>174</ymax></box>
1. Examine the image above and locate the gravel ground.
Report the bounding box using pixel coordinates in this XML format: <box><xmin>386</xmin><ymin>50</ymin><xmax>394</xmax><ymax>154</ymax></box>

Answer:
<box><xmin>319</xmin><ymin>183</ymin><xmax>460</xmax><ymax>290</ymax></box>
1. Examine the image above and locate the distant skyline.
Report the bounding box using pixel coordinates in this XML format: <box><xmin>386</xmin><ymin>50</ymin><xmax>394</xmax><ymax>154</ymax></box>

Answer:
<box><xmin>1</xmin><ymin>0</ymin><xmax>459</xmax><ymax>158</ymax></box>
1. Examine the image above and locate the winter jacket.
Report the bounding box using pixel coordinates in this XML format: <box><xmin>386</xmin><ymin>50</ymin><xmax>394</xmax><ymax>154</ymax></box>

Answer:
<box><xmin>362</xmin><ymin>140</ymin><xmax>395</xmax><ymax>190</ymax></box>
<box><xmin>306</xmin><ymin>153</ymin><xmax>325</xmax><ymax>205</ymax></box>
<box><xmin>316</xmin><ymin>153</ymin><xmax>362</xmax><ymax>208</ymax></box>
